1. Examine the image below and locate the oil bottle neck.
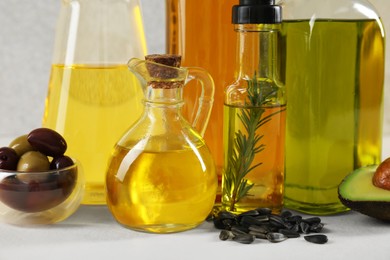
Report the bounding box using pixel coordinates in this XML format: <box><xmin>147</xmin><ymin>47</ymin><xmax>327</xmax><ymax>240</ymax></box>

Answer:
<box><xmin>143</xmin><ymin>87</ymin><xmax>184</xmax><ymax>120</ymax></box>
<box><xmin>235</xmin><ymin>23</ymin><xmax>281</xmax><ymax>81</ymax></box>
<box><xmin>144</xmin><ymin>86</ymin><xmax>184</xmax><ymax>104</ymax></box>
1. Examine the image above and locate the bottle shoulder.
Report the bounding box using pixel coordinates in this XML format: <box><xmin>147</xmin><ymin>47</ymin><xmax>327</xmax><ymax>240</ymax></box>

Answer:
<box><xmin>280</xmin><ymin>0</ymin><xmax>381</xmax><ymax>20</ymax></box>
<box><xmin>225</xmin><ymin>77</ymin><xmax>285</xmax><ymax>106</ymax></box>
<box><xmin>116</xmin><ymin>116</ymin><xmax>206</xmax><ymax>152</ymax></box>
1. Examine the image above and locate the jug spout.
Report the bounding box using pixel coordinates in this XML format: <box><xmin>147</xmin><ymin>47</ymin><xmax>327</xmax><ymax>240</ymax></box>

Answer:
<box><xmin>128</xmin><ymin>54</ymin><xmax>215</xmax><ymax>136</ymax></box>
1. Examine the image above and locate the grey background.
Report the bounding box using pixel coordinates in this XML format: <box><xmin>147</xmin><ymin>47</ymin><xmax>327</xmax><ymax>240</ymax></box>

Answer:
<box><xmin>0</xmin><ymin>0</ymin><xmax>165</xmax><ymax>136</ymax></box>
<box><xmin>0</xmin><ymin>0</ymin><xmax>389</xmax><ymax>137</ymax></box>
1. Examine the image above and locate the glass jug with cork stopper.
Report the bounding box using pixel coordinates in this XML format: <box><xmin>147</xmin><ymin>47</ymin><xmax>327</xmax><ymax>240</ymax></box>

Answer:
<box><xmin>105</xmin><ymin>54</ymin><xmax>217</xmax><ymax>233</ymax></box>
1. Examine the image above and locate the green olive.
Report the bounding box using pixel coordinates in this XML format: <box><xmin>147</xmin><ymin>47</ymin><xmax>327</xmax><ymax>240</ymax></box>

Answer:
<box><xmin>9</xmin><ymin>134</ymin><xmax>35</xmax><ymax>157</ymax></box>
<box><xmin>17</xmin><ymin>151</ymin><xmax>50</xmax><ymax>172</ymax></box>
<box><xmin>16</xmin><ymin>151</ymin><xmax>51</xmax><ymax>183</ymax></box>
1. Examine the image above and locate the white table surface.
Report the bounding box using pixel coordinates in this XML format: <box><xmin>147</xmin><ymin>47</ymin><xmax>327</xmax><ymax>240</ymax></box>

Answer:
<box><xmin>0</xmin><ymin>136</ymin><xmax>389</xmax><ymax>260</ymax></box>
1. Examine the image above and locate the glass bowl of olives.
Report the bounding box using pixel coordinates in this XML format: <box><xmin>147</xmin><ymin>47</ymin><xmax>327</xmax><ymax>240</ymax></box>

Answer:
<box><xmin>0</xmin><ymin>128</ymin><xmax>84</xmax><ymax>225</ymax></box>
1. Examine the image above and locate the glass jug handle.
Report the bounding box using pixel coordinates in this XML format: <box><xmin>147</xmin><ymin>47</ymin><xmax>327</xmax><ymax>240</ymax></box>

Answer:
<box><xmin>186</xmin><ymin>67</ymin><xmax>215</xmax><ymax>137</ymax></box>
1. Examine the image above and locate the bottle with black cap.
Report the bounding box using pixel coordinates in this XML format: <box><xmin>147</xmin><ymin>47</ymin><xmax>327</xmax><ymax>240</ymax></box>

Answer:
<box><xmin>222</xmin><ymin>0</ymin><xmax>286</xmax><ymax>213</ymax></box>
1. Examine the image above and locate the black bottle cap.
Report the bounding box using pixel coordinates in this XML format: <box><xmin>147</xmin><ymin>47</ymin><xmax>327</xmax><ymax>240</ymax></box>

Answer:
<box><xmin>232</xmin><ymin>0</ymin><xmax>282</xmax><ymax>24</ymax></box>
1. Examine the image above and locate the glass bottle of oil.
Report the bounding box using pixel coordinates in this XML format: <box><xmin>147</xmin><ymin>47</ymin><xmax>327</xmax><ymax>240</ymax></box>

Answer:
<box><xmin>106</xmin><ymin>55</ymin><xmax>217</xmax><ymax>233</ymax></box>
<box><xmin>42</xmin><ymin>0</ymin><xmax>147</xmax><ymax>204</ymax></box>
<box><xmin>279</xmin><ymin>0</ymin><xmax>385</xmax><ymax>214</ymax></box>
<box><xmin>222</xmin><ymin>0</ymin><xmax>286</xmax><ymax>214</ymax></box>
<box><xmin>166</xmin><ymin>0</ymin><xmax>238</xmax><ymax>205</ymax></box>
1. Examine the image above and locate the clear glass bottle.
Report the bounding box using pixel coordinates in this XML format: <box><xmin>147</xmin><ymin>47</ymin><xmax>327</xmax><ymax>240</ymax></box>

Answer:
<box><xmin>42</xmin><ymin>0</ymin><xmax>147</xmax><ymax>205</ymax></box>
<box><xmin>222</xmin><ymin>0</ymin><xmax>286</xmax><ymax>214</ymax></box>
<box><xmin>279</xmin><ymin>0</ymin><xmax>385</xmax><ymax>214</ymax></box>
<box><xmin>106</xmin><ymin>55</ymin><xmax>217</xmax><ymax>233</ymax></box>
<box><xmin>166</xmin><ymin>0</ymin><xmax>238</xmax><ymax>205</ymax></box>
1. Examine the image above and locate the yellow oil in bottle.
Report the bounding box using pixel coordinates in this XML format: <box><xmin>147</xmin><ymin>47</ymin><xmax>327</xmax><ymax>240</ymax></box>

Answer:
<box><xmin>106</xmin><ymin>143</ymin><xmax>217</xmax><ymax>233</ymax></box>
<box><xmin>222</xmin><ymin>104</ymin><xmax>286</xmax><ymax>214</ymax></box>
<box><xmin>166</xmin><ymin>0</ymin><xmax>238</xmax><ymax>205</ymax></box>
<box><xmin>43</xmin><ymin>64</ymin><xmax>144</xmax><ymax>204</ymax></box>
<box><xmin>281</xmin><ymin>19</ymin><xmax>384</xmax><ymax>214</ymax></box>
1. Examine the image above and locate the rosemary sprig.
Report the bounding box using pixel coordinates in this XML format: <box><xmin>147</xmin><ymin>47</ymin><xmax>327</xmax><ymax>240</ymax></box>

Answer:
<box><xmin>223</xmin><ymin>74</ymin><xmax>282</xmax><ymax>212</ymax></box>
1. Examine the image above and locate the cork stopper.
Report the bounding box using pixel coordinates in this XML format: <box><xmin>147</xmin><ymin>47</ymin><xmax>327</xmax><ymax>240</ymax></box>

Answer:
<box><xmin>145</xmin><ymin>54</ymin><xmax>183</xmax><ymax>89</ymax></box>
<box><xmin>146</xmin><ymin>54</ymin><xmax>181</xmax><ymax>68</ymax></box>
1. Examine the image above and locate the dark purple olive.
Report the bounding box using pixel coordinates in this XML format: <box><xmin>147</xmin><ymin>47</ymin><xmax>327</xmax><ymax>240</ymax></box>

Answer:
<box><xmin>57</xmin><ymin>167</ymin><xmax>77</xmax><ymax>196</ymax></box>
<box><xmin>0</xmin><ymin>169</ymin><xmax>77</xmax><ymax>212</ymax></box>
<box><xmin>0</xmin><ymin>147</ymin><xmax>19</xmax><ymax>170</ymax></box>
<box><xmin>27</xmin><ymin>128</ymin><xmax>67</xmax><ymax>157</ymax></box>
<box><xmin>0</xmin><ymin>176</ymin><xmax>59</xmax><ymax>212</ymax></box>
<box><xmin>50</xmin><ymin>155</ymin><xmax>74</xmax><ymax>170</ymax></box>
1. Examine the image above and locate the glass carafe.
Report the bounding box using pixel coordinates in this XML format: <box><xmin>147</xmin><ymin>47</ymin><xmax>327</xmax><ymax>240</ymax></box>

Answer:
<box><xmin>166</xmin><ymin>0</ymin><xmax>237</xmax><ymax>205</ymax></box>
<box><xmin>106</xmin><ymin>55</ymin><xmax>217</xmax><ymax>233</ymax></box>
<box><xmin>42</xmin><ymin>0</ymin><xmax>147</xmax><ymax>205</ymax></box>
<box><xmin>279</xmin><ymin>0</ymin><xmax>385</xmax><ymax>214</ymax></box>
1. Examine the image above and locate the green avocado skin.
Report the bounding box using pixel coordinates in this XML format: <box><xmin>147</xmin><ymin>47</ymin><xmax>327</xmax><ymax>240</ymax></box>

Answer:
<box><xmin>338</xmin><ymin>165</ymin><xmax>390</xmax><ymax>222</ymax></box>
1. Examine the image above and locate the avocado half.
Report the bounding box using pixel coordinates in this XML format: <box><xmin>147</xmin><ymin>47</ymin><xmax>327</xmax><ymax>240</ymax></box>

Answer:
<box><xmin>338</xmin><ymin>165</ymin><xmax>390</xmax><ymax>221</ymax></box>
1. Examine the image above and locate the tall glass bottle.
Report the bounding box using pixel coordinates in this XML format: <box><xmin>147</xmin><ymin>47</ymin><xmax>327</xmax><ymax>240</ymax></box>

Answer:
<box><xmin>166</xmin><ymin>0</ymin><xmax>237</xmax><ymax>205</ymax></box>
<box><xmin>222</xmin><ymin>0</ymin><xmax>286</xmax><ymax>213</ymax></box>
<box><xmin>279</xmin><ymin>0</ymin><xmax>385</xmax><ymax>214</ymax></box>
<box><xmin>43</xmin><ymin>0</ymin><xmax>147</xmax><ymax>204</ymax></box>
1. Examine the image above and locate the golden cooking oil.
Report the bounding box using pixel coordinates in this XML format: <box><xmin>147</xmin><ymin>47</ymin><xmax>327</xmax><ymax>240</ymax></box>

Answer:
<box><xmin>106</xmin><ymin>142</ymin><xmax>217</xmax><ymax>233</ymax></box>
<box><xmin>222</xmin><ymin>104</ymin><xmax>286</xmax><ymax>214</ymax></box>
<box><xmin>281</xmin><ymin>19</ymin><xmax>384</xmax><ymax>214</ymax></box>
<box><xmin>43</xmin><ymin>64</ymin><xmax>143</xmax><ymax>204</ymax></box>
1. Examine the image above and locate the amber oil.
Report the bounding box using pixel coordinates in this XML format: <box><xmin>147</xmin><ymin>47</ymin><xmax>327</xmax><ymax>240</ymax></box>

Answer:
<box><xmin>166</xmin><ymin>0</ymin><xmax>238</xmax><ymax>205</ymax></box>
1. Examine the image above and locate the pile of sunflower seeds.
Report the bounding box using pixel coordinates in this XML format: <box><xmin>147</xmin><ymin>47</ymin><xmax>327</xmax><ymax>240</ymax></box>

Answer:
<box><xmin>211</xmin><ymin>208</ymin><xmax>328</xmax><ymax>244</ymax></box>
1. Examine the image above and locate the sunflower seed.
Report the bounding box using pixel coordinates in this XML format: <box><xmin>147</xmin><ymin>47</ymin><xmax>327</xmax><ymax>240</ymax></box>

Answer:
<box><xmin>219</xmin><ymin>230</ymin><xmax>234</xmax><ymax>241</ymax></box>
<box><xmin>233</xmin><ymin>234</ymin><xmax>256</xmax><ymax>244</ymax></box>
<box><xmin>266</xmin><ymin>232</ymin><xmax>288</xmax><ymax>243</ymax></box>
<box><xmin>304</xmin><ymin>234</ymin><xmax>328</xmax><ymax>244</ymax></box>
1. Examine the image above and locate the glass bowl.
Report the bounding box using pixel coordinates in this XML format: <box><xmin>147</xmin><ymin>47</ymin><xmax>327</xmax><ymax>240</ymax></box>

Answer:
<box><xmin>0</xmin><ymin>159</ymin><xmax>84</xmax><ymax>225</ymax></box>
